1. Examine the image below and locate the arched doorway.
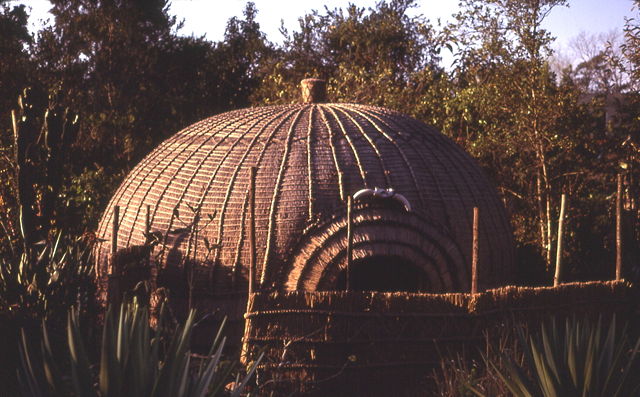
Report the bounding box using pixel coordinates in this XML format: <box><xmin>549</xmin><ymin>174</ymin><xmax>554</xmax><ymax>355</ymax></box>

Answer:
<box><xmin>283</xmin><ymin>206</ymin><xmax>468</xmax><ymax>293</ymax></box>
<box><xmin>334</xmin><ymin>255</ymin><xmax>430</xmax><ymax>292</ymax></box>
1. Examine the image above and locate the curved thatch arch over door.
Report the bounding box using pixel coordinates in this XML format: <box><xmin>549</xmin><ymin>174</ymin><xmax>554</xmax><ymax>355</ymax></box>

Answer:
<box><xmin>284</xmin><ymin>206</ymin><xmax>468</xmax><ymax>292</ymax></box>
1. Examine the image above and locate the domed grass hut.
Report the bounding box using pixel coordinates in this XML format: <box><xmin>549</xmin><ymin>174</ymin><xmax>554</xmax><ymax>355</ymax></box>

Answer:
<box><xmin>95</xmin><ymin>79</ymin><xmax>514</xmax><ymax>337</ymax></box>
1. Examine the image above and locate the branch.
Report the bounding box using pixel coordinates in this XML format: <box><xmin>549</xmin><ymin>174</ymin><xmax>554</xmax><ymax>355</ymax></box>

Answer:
<box><xmin>499</xmin><ymin>186</ymin><xmax>525</xmax><ymax>200</ymax></box>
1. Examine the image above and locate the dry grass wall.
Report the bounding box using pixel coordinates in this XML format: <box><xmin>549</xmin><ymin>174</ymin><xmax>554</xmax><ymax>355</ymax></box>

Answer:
<box><xmin>242</xmin><ymin>281</ymin><xmax>637</xmax><ymax>396</ymax></box>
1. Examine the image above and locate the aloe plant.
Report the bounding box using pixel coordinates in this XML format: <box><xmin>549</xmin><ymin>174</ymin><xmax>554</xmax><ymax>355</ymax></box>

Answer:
<box><xmin>19</xmin><ymin>302</ymin><xmax>261</xmax><ymax>397</ymax></box>
<box><xmin>469</xmin><ymin>316</ymin><xmax>640</xmax><ymax>397</ymax></box>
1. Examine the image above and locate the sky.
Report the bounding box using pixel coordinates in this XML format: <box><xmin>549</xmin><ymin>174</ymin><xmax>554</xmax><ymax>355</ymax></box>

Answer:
<box><xmin>17</xmin><ymin>0</ymin><xmax>638</xmax><ymax>64</ymax></box>
<box><xmin>169</xmin><ymin>0</ymin><xmax>635</xmax><ymax>47</ymax></box>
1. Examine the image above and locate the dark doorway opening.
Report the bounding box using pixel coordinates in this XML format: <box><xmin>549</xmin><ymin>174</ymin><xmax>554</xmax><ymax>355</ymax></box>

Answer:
<box><xmin>334</xmin><ymin>255</ymin><xmax>430</xmax><ymax>292</ymax></box>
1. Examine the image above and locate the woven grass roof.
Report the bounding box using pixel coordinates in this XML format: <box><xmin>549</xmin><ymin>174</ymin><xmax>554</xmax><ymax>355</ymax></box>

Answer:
<box><xmin>95</xmin><ymin>99</ymin><xmax>514</xmax><ymax>294</ymax></box>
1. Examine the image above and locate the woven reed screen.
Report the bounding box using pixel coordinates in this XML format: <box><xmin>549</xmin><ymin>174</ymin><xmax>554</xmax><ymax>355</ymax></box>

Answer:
<box><xmin>242</xmin><ymin>281</ymin><xmax>636</xmax><ymax>396</ymax></box>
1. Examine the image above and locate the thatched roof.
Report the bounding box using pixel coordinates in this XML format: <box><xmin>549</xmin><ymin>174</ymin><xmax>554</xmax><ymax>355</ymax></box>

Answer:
<box><xmin>96</xmin><ymin>81</ymin><xmax>514</xmax><ymax>294</ymax></box>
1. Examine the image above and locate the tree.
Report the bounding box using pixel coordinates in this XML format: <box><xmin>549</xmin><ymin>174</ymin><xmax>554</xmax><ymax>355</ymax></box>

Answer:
<box><xmin>569</xmin><ymin>31</ymin><xmax>629</xmax><ymax>94</ymax></box>
<box><xmin>0</xmin><ymin>1</ymin><xmax>32</xmax><ymax>118</ymax></box>
<box><xmin>251</xmin><ymin>0</ymin><xmax>448</xmax><ymax>119</ymax></box>
<box><xmin>446</xmin><ymin>0</ymin><xmax>572</xmax><ymax>276</ymax></box>
<box><xmin>623</xmin><ymin>0</ymin><xmax>640</xmax><ymax>83</ymax></box>
<box><xmin>211</xmin><ymin>2</ymin><xmax>273</xmax><ymax>110</ymax></box>
<box><xmin>35</xmin><ymin>0</ymin><xmax>181</xmax><ymax>165</ymax></box>
<box><xmin>0</xmin><ymin>1</ymin><xmax>34</xmax><ymax>247</ymax></box>
<box><xmin>25</xmin><ymin>1</ymin><xmax>271</xmax><ymax>231</ymax></box>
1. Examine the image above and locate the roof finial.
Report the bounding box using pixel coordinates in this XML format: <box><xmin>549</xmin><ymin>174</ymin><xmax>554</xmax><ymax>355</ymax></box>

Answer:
<box><xmin>301</xmin><ymin>78</ymin><xmax>327</xmax><ymax>103</ymax></box>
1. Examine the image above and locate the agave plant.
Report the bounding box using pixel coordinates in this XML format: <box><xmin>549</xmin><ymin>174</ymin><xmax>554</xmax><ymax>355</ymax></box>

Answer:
<box><xmin>469</xmin><ymin>316</ymin><xmax>640</xmax><ymax>397</ymax></box>
<box><xmin>19</xmin><ymin>301</ymin><xmax>261</xmax><ymax>397</ymax></box>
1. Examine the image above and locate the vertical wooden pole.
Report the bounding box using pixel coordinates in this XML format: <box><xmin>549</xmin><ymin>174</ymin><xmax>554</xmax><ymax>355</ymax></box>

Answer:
<box><xmin>145</xmin><ymin>204</ymin><xmax>151</xmax><ymax>236</ymax></box>
<box><xmin>190</xmin><ymin>212</ymin><xmax>198</xmax><ymax>309</ymax></box>
<box><xmin>242</xmin><ymin>168</ymin><xmax>258</xmax><ymax>367</ymax></box>
<box><xmin>471</xmin><ymin>207</ymin><xmax>479</xmax><ymax>294</ymax></box>
<box><xmin>546</xmin><ymin>197</ymin><xmax>552</xmax><ymax>271</ymax></box>
<box><xmin>346</xmin><ymin>195</ymin><xmax>353</xmax><ymax>292</ymax></box>
<box><xmin>616</xmin><ymin>173</ymin><xmax>623</xmax><ymax>280</ymax></box>
<box><xmin>11</xmin><ymin>110</ymin><xmax>18</xmax><ymax>150</ymax></box>
<box><xmin>145</xmin><ymin>204</ymin><xmax>151</xmax><ymax>267</ymax></box>
<box><xmin>109</xmin><ymin>205</ymin><xmax>120</xmax><ymax>305</ymax></box>
<box><xmin>248</xmin><ymin>167</ymin><xmax>257</xmax><ymax>295</ymax></box>
<box><xmin>111</xmin><ymin>206</ymin><xmax>120</xmax><ymax>258</ymax></box>
<box><xmin>554</xmin><ymin>194</ymin><xmax>566</xmax><ymax>287</ymax></box>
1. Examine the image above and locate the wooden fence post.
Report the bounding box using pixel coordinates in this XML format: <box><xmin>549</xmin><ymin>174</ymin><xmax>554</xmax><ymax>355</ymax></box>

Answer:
<box><xmin>554</xmin><ymin>194</ymin><xmax>566</xmax><ymax>287</ymax></box>
<box><xmin>616</xmin><ymin>173</ymin><xmax>623</xmax><ymax>280</ymax></box>
<box><xmin>145</xmin><ymin>204</ymin><xmax>151</xmax><ymax>266</ymax></box>
<box><xmin>242</xmin><ymin>167</ymin><xmax>258</xmax><ymax>367</ymax></box>
<box><xmin>248</xmin><ymin>166</ymin><xmax>257</xmax><ymax>295</ymax></box>
<box><xmin>346</xmin><ymin>195</ymin><xmax>354</xmax><ymax>292</ymax></box>
<box><xmin>144</xmin><ymin>204</ymin><xmax>151</xmax><ymax>237</ymax></box>
<box><xmin>108</xmin><ymin>205</ymin><xmax>120</xmax><ymax>305</ymax></box>
<box><xmin>471</xmin><ymin>207</ymin><xmax>479</xmax><ymax>294</ymax></box>
<box><xmin>111</xmin><ymin>205</ymin><xmax>120</xmax><ymax>264</ymax></box>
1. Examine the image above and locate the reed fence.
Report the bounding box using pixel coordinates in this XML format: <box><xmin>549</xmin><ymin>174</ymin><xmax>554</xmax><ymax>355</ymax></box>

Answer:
<box><xmin>241</xmin><ymin>280</ymin><xmax>637</xmax><ymax>396</ymax></box>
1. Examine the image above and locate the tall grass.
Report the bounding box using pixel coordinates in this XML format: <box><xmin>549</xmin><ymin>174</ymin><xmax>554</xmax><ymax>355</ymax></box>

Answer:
<box><xmin>432</xmin><ymin>327</ymin><xmax>517</xmax><ymax>397</ymax></box>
